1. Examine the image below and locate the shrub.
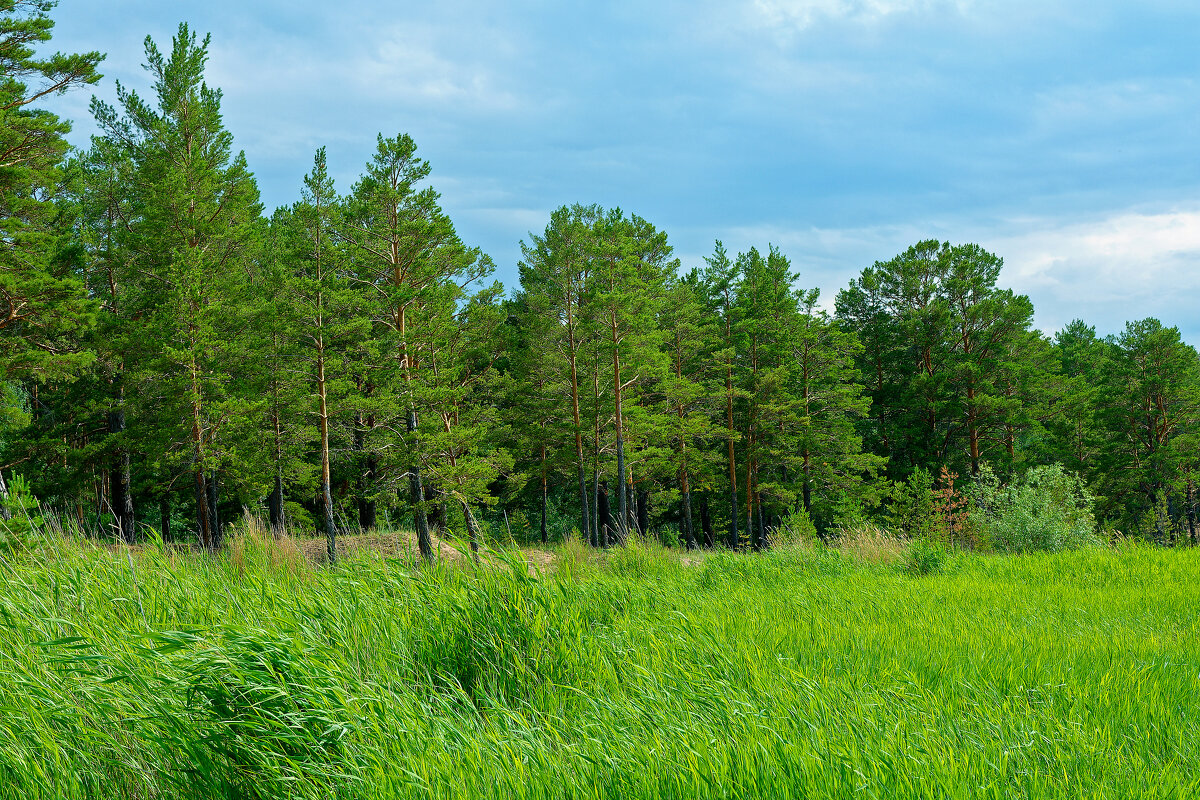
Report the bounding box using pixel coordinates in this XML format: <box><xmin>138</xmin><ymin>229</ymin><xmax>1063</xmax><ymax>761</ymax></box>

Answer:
<box><xmin>887</xmin><ymin>468</ymin><xmax>937</xmax><ymax>539</ymax></box>
<box><xmin>0</xmin><ymin>473</ymin><xmax>44</xmax><ymax>551</ymax></box>
<box><xmin>771</xmin><ymin>508</ymin><xmax>818</xmax><ymax>549</ymax></box>
<box><xmin>970</xmin><ymin>464</ymin><xmax>1100</xmax><ymax>553</ymax></box>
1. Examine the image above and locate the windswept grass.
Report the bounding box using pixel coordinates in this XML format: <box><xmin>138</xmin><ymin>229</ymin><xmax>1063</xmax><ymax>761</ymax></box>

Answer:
<box><xmin>0</xmin><ymin>532</ymin><xmax>1198</xmax><ymax>798</ymax></box>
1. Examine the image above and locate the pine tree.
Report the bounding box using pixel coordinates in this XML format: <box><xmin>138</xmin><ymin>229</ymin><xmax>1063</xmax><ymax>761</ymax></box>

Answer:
<box><xmin>787</xmin><ymin>289</ymin><xmax>884</xmax><ymax>525</ymax></box>
<box><xmin>591</xmin><ymin>208</ymin><xmax>674</xmax><ymax>541</ymax></box>
<box><xmin>517</xmin><ymin>205</ymin><xmax>600</xmax><ymax>540</ymax></box>
<box><xmin>659</xmin><ymin>270</ymin><xmax>716</xmax><ymax>548</ymax></box>
<box><xmin>700</xmin><ymin>241</ymin><xmax>742</xmax><ymax>547</ymax></box>
<box><xmin>89</xmin><ymin>24</ymin><xmax>263</xmax><ymax>550</ymax></box>
<box><xmin>272</xmin><ymin>148</ymin><xmax>364</xmax><ymax>559</ymax></box>
<box><xmin>0</xmin><ymin>0</ymin><xmax>101</xmax><ymax>382</ymax></box>
<box><xmin>341</xmin><ymin>133</ymin><xmax>489</xmax><ymax>560</ymax></box>
<box><xmin>1045</xmin><ymin>320</ymin><xmax>1106</xmax><ymax>478</ymax></box>
<box><xmin>419</xmin><ymin>281</ymin><xmax>510</xmax><ymax>556</ymax></box>
<box><xmin>1095</xmin><ymin>319</ymin><xmax>1200</xmax><ymax>540</ymax></box>
<box><xmin>942</xmin><ymin>243</ymin><xmax>1038</xmax><ymax>475</ymax></box>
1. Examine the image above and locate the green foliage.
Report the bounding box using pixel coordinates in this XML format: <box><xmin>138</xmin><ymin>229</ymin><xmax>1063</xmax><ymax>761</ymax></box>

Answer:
<box><xmin>886</xmin><ymin>466</ymin><xmax>937</xmax><ymax>539</ymax></box>
<box><xmin>773</xmin><ymin>507</ymin><xmax>818</xmax><ymax>547</ymax></box>
<box><xmin>903</xmin><ymin>536</ymin><xmax>948</xmax><ymax>575</ymax></box>
<box><xmin>0</xmin><ymin>0</ymin><xmax>101</xmax><ymax>382</ymax></box>
<box><xmin>970</xmin><ymin>463</ymin><xmax>1100</xmax><ymax>553</ymax></box>
<box><xmin>0</xmin><ymin>473</ymin><xmax>44</xmax><ymax>549</ymax></box>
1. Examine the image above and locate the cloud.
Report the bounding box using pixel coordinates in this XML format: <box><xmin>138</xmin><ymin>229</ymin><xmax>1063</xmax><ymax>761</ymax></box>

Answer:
<box><xmin>696</xmin><ymin>207</ymin><xmax>1200</xmax><ymax>342</ymax></box>
<box><xmin>987</xmin><ymin>208</ymin><xmax>1200</xmax><ymax>337</ymax></box>
<box><xmin>749</xmin><ymin>0</ymin><xmax>974</xmax><ymax>30</ymax></box>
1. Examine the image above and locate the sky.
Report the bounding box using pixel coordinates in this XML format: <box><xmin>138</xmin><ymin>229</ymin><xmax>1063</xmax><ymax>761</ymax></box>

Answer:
<box><xmin>41</xmin><ymin>0</ymin><xmax>1200</xmax><ymax>341</ymax></box>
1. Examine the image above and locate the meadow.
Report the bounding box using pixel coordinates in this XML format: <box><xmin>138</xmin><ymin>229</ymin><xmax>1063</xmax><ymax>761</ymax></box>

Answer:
<box><xmin>0</xmin><ymin>531</ymin><xmax>1197</xmax><ymax>799</ymax></box>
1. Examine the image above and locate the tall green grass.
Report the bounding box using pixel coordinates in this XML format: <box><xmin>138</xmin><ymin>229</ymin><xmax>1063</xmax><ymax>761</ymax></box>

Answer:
<box><xmin>0</xmin><ymin>532</ymin><xmax>1198</xmax><ymax>798</ymax></box>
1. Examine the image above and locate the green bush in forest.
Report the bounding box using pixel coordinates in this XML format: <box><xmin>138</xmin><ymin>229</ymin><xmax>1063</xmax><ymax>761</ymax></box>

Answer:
<box><xmin>970</xmin><ymin>464</ymin><xmax>1100</xmax><ymax>553</ymax></box>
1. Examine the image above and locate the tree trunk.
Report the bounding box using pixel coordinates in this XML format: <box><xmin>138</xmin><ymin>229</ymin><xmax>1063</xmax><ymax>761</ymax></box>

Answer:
<box><xmin>93</xmin><ymin>472</ymin><xmax>105</xmax><ymax>532</ymax></box>
<box><xmin>801</xmin><ymin>446</ymin><xmax>812</xmax><ymax>515</ymax></box>
<box><xmin>566</xmin><ymin>303</ymin><xmax>591</xmax><ymax>541</ymax></box>
<box><xmin>459</xmin><ymin>498</ymin><xmax>482</xmax><ymax>561</ymax></box>
<box><xmin>109</xmin><ymin>406</ymin><xmax>135</xmax><ymax>544</ymax></box>
<box><xmin>637</xmin><ymin>488</ymin><xmax>649</xmax><ymax>539</ymax></box>
<box><xmin>680</xmin><ymin>471</ymin><xmax>695</xmax><ymax>550</ymax></box>
<box><xmin>268</xmin><ymin>471</ymin><xmax>284</xmax><ymax>536</ymax></box>
<box><xmin>207</xmin><ymin>472</ymin><xmax>221</xmax><ymax>550</ymax></box>
<box><xmin>598</xmin><ymin>479</ymin><xmax>612</xmax><ymax>547</ymax></box>
<box><xmin>757</xmin><ymin>494</ymin><xmax>768</xmax><ymax>549</ymax></box>
<box><xmin>270</xmin><ymin>405</ymin><xmax>283</xmax><ymax>535</ymax></box>
<box><xmin>626</xmin><ymin>477</ymin><xmax>637</xmax><ymax>537</ymax></box>
<box><xmin>591</xmin><ymin>468</ymin><xmax>600</xmax><ymax>547</ymax></box>
<box><xmin>159</xmin><ymin>496</ymin><xmax>170</xmax><ymax>542</ymax></box>
<box><xmin>194</xmin><ymin>469</ymin><xmax>211</xmax><ymax>551</ymax></box>
<box><xmin>725</xmin><ymin>359</ymin><xmax>738</xmax><ymax>549</ymax></box>
<box><xmin>359</xmin><ymin>451</ymin><xmax>378</xmax><ymax>531</ymax></box>
<box><xmin>540</xmin><ymin>445</ymin><xmax>549</xmax><ymax>544</ymax></box>
<box><xmin>746</xmin><ymin>453</ymin><xmax>757</xmax><ymax>551</ymax></box>
<box><xmin>0</xmin><ymin>472</ymin><xmax>9</xmax><ymax>521</ymax></box>
<box><xmin>190</xmin><ymin>353</ymin><xmax>211</xmax><ymax>551</ymax></box>
<box><xmin>967</xmin><ymin>381</ymin><xmax>981</xmax><ymax>476</ymax></box>
<box><xmin>407</xmin><ymin>411</ymin><xmax>433</xmax><ymax>560</ymax></box>
<box><xmin>1188</xmin><ymin>481</ymin><xmax>1198</xmax><ymax>546</ymax></box>
<box><xmin>317</xmin><ymin>334</ymin><xmax>337</xmax><ymax>562</ymax></box>
<box><xmin>699</xmin><ymin>494</ymin><xmax>714</xmax><ymax>549</ymax></box>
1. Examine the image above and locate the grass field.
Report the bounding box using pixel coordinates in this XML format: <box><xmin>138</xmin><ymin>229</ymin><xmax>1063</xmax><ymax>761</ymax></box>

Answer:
<box><xmin>0</xmin><ymin>531</ymin><xmax>1197</xmax><ymax>799</ymax></box>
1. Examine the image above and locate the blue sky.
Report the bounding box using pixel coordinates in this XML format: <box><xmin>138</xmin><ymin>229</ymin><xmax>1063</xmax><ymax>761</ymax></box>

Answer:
<box><xmin>44</xmin><ymin>0</ymin><xmax>1200</xmax><ymax>340</ymax></box>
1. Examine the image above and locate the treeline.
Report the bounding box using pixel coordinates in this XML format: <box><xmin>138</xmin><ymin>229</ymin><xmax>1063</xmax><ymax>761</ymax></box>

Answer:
<box><xmin>4</xmin><ymin>11</ymin><xmax>1200</xmax><ymax>553</ymax></box>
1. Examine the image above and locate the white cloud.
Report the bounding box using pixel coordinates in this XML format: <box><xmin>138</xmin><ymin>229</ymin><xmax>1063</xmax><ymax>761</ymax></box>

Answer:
<box><xmin>750</xmin><ymin>0</ymin><xmax>974</xmax><ymax>30</ymax></box>
<box><xmin>349</xmin><ymin>25</ymin><xmax>520</xmax><ymax>111</ymax></box>
<box><xmin>696</xmin><ymin>206</ymin><xmax>1200</xmax><ymax>340</ymax></box>
<box><xmin>985</xmin><ymin>209</ymin><xmax>1200</xmax><ymax>335</ymax></box>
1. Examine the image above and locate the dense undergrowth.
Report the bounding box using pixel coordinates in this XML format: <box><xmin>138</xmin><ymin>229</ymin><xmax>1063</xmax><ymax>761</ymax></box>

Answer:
<box><xmin>0</xmin><ymin>532</ymin><xmax>1197</xmax><ymax>799</ymax></box>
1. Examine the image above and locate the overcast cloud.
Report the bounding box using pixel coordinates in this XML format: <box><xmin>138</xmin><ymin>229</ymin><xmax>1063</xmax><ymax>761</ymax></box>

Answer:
<box><xmin>43</xmin><ymin>0</ymin><xmax>1200</xmax><ymax>341</ymax></box>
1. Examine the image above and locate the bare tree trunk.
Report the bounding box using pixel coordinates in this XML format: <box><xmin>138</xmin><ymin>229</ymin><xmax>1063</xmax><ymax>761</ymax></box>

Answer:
<box><xmin>269</xmin><ymin>403</ymin><xmax>284</xmax><ymax>535</ymax></box>
<box><xmin>194</xmin><ymin>470</ymin><xmax>210</xmax><ymax>551</ymax></box>
<box><xmin>190</xmin><ymin>350</ymin><xmax>212</xmax><ymax>551</ymax></box>
<box><xmin>109</xmin><ymin>405</ymin><xmax>135</xmax><ymax>544</ymax></box>
<box><xmin>591</xmin><ymin>468</ymin><xmax>600</xmax><ymax>547</ymax></box>
<box><xmin>268</xmin><ymin>471</ymin><xmax>284</xmax><ymax>536</ymax></box>
<box><xmin>566</xmin><ymin>302</ymin><xmax>591</xmax><ymax>541</ymax></box>
<box><xmin>726</xmin><ymin>358</ymin><xmax>738</xmax><ymax>549</ymax></box>
<box><xmin>459</xmin><ymin>498</ymin><xmax>482</xmax><ymax>562</ymax></box>
<box><xmin>746</xmin><ymin>449</ymin><xmax>757</xmax><ymax>551</ymax></box>
<box><xmin>598</xmin><ymin>479</ymin><xmax>612</xmax><ymax>547</ymax></box>
<box><xmin>207</xmin><ymin>472</ymin><xmax>221</xmax><ymax>550</ymax></box>
<box><xmin>757</xmin><ymin>493</ymin><xmax>768</xmax><ymax>549</ymax></box>
<box><xmin>680</xmin><ymin>470</ymin><xmax>695</xmax><ymax>549</ymax></box>
<box><xmin>318</xmin><ymin>340</ymin><xmax>337</xmax><ymax>563</ymax></box>
<box><xmin>359</xmin><ymin>451</ymin><xmax>377</xmax><ymax>531</ymax></box>
<box><xmin>540</xmin><ymin>444</ymin><xmax>549</xmax><ymax>544</ymax></box>
<box><xmin>407</xmin><ymin>411</ymin><xmax>433</xmax><ymax>561</ymax></box>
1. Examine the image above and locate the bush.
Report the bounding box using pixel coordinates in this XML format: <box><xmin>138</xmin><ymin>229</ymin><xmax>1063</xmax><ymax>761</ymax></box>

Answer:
<box><xmin>772</xmin><ymin>508</ymin><xmax>818</xmax><ymax>549</ymax></box>
<box><xmin>970</xmin><ymin>464</ymin><xmax>1100</xmax><ymax>553</ymax></box>
<box><xmin>887</xmin><ymin>468</ymin><xmax>937</xmax><ymax>539</ymax></box>
<box><xmin>0</xmin><ymin>473</ymin><xmax>44</xmax><ymax>551</ymax></box>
